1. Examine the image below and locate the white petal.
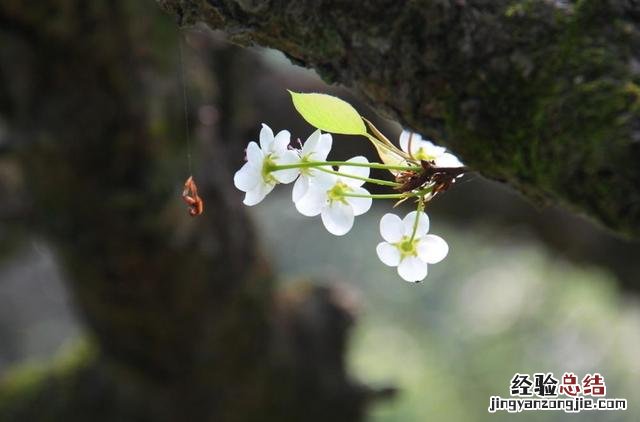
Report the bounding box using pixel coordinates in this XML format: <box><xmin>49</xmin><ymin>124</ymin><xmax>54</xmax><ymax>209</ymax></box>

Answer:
<box><xmin>314</xmin><ymin>133</ymin><xmax>333</xmax><ymax>161</ymax></box>
<box><xmin>397</xmin><ymin>256</ymin><xmax>428</xmax><ymax>282</ymax></box>
<box><xmin>348</xmin><ymin>186</ymin><xmax>372</xmax><ymax>216</ymax></box>
<box><xmin>243</xmin><ymin>182</ymin><xmax>274</xmax><ymax>206</ymax></box>
<box><xmin>376</xmin><ymin>242</ymin><xmax>400</xmax><ymax>267</ymax></box>
<box><xmin>402</xmin><ymin>211</ymin><xmax>430</xmax><ymax>237</ymax></box>
<box><xmin>272</xmin><ymin>150</ymin><xmax>299</xmax><ymax>184</ymax></box>
<box><xmin>379</xmin><ymin>213</ymin><xmax>404</xmax><ymax>243</ymax></box>
<box><xmin>399</xmin><ymin>130</ymin><xmax>410</xmax><ymax>153</ymax></box>
<box><xmin>308</xmin><ymin>168</ymin><xmax>336</xmax><ymax>188</ymax></box>
<box><xmin>338</xmin><ymin>156</ymin><xmax>370</xmax><ymax>187</ymax></box>
<box><xmin>292</xmin><ymin>175</ymin><xmax>309</xmax><ymax>203</ymax></box>
<box><xmin>420</xmin><ymin>140</ymin><xmax>446</xmax><ymax>157</ymax></box>
<box><xmin>246</xmin><ymin>142</ymin><xmax>263</xmax><ymax>168</ymax></box>
<box><xmin>273</xmin><ymin>130</ymin><xmax>292</xmax><ymax>153</ymax></box>
<box><xmin>301</xmin><ymin>130</ymin><xmax>321</xmax><ymax>156</ymax></box>
<box><xmin>233</xmin><ymin>163</ymin><xmax>259</xmax><ymax>192</ymax></box>
<box><xmin>295</xmin><ymin>186</ymin><xmax>325</xmax><ymax>217</ymax></box>
<box><xmin>436</xmin><ymin>152</ymin><xmax>464</xmax><ymax>167</ymax></box>
<box><xmin>321</xmin><ymin>201</ymin><xmax>354</xmax><ymax>236</ymax></box>
<box><xmin>399</xmin><ymin>130</ymin><xmax>422</xmax><ymax>154</ymax></box>
<box><xmin>259</xmin><ymin>124</ymin><xmax>274</xmax><ymax>151</ymax></box>
<box><xmin>417</xmin><ymin>234</ymin><xmax>449</xmax><ymax>264</ymax></box>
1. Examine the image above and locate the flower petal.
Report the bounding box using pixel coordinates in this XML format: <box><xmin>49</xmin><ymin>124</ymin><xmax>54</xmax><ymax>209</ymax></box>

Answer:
<box><xmin>292</xmin><ymin>175</ymin><xmax>309</xmax><ymax>203</ymax></box>
<box><xmin>272</xmin><ymin>150</ymin><xmax>299</xmax><ymax>184</ymax></box>
<box><xmin>417</xmin><ymin>234</ymin><xmax>449</xmax><ymax>264</ymax></box>
<box><xmin>402</xmin><ymin>211</ymin><xmax>430</xmax><ymax>237</ymax></box>
<box><xmin>259</xmin><ymin>124</ymin><xmax>274</xmax><ymax>151</ymax></box>
<box><xmin>294</xmin><ymin>186</ymin><xmax>325</xmax><ymax>217</ymax></box>
<box><xmin>376</xmin><ymin>242</ymin><xmax>400</xmax><ymax>267</ymax></box>
<box><xmin>314</xmin><ymin>133</ymin><xmax>333</xmax><ymax>161</ymax></box>
<box><xmin>321</xmin><ymin>201</ymin><xmax>354</xmax><ymax>236</ymax></box>
<box><xmin>309</xmin><ymin>169</ymin><xmax>337</xmax><ymax>188</ymax></box>
<box><xmin>420</xmin><ymin>140</ymin><xmax>446</xmax><ymax>157</ymax></box>
<box><xmin>246</xmin><ymin>141</ymin><xmax>263</xmax><ymax>168</ymax></box>
<box><xmin>273</xmin><ymin>129</ymin><xmax>292</xmax><ymax>153</ymax></box>
<box><xmin>399</xmin><ymin>130</ymin><xmax>410</xmax><ymax>153</ymax></box>
<box><xmin>233</xmin><ymin>162</ymin><xmax>259</xmax><ymax>192</ymax></box>
<box><xmin>397</xmin><ymin>256</ymin><xmax>428</xmax><ymax>282</ymax></box>
<box><xmin>399</xmin><ymin>131</ymin><xmax>422</xmax><ymax>155</ymax></box>
<box><xmin>338</xmin><ymin>156</ymin><xmax>370</xmax><ymax>187</ymax></box>
<box><xmin>243</xmin><ymin>182</ymin><xmax>274</xmax><ymax>206</ymax></box>
<box><xmin>436</xmin><ymin>152</ymin><xmax>464</xmax><ymax>167</ymax></box>
<box><xmin>379</xmin><ymin>213</ymin><xmax>404</xmax><ymax>243</ymax></box>
<box><xmin>348</xmin><ymin>186</ymin><xmax>372</xmax><ymax>216</ymax></box>
<box><xmin>301</xmin><ymin>130</ymin><xmax>321</xmax><ymax>156</ymax></box>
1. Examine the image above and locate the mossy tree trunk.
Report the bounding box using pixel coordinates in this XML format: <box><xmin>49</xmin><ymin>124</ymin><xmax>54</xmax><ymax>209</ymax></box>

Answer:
<box><xmin>0</xmin><ymin>2</ymin><xmax>375</xmax><ymax>421</ymax></box>
<box><xmin>158</xmin><ymin>0</ymin><xmax>640</xmax><ymax>238</ymax></box>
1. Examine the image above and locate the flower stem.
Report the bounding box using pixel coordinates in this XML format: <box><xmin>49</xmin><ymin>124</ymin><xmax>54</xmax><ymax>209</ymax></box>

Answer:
<box><xmin>410</xmin><ymin>199</ymin><xmax>425</xmax><ymax>241</ymax></box>
<box><xmin>342</xmin><ymin>192</ymin><xmax>412</xmax><ymax>200</ymax></box>
<box><xmin>269</xmin><ymin>160</ymin><xmax>420</xmax><ymax>172</ymax></box>
<box><xmin>317</xmin><ymin>167</ymin><xmax>400</xmax><ymax>187</ymax></box>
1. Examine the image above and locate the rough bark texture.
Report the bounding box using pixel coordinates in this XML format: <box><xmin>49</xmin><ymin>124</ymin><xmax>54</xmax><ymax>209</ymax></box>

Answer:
<box><xmin>0</xmin><ymin>1</ymin><xmax>376</xmax><ymax>421</ymax></box>
<box><xmin>158</xmin><ymin>0</ymin><xmax>640</xmax><ymax>237</ymax></box>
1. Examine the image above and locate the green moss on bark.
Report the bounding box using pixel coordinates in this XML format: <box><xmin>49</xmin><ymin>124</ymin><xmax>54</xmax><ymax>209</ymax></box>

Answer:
<box><xmin>0</xmin><ymin>340</ymin><xmax>99</xmax><ymax>422</ymax></box>
<box><xmin>159</xmin><ymin>0</ymin><xmax>640</xmax><ymax>237</ymax></box>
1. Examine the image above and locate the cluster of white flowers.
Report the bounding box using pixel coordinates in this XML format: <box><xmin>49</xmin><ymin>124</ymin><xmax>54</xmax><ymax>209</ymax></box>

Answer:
<box><xmin>399</xmin><ymin>130</ymin><xmax>464</xmax><ymax>168</ymax></box>
<box><xmin>234</xmin><ymin>123</ymin><xmax>460</xmax><ymax>283</ymax></box>
<box><xmin>234</xmin><ymin>124</ymin><xmax>372</xmax><ymax>235</ymax></box>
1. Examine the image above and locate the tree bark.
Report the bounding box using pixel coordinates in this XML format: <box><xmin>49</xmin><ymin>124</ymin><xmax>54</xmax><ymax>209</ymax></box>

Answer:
<box><xmin>158</xmin><ymin>0</ymin><xmax>640</xmax><ymax>238</ymax></box>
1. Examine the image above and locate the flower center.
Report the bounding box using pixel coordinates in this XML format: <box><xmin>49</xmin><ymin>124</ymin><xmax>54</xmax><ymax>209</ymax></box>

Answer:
<box><xmin>414</xmin><ymin>148</ymin><xmax>436</xmax><ymax>162</ymax></box>
<box><xmin>395</xmin><ymin>236</ymin><xmax>419</xmax><ymax>259</ymax></box>
<box><xmin>299</xmin><ymin>154</ymin><xmax>313</xmax><ymax>176</ymax></box>
<box><xmin>326</xmin><ymin>181</ymin><xmax>351</xmax><ymax>204</ymax></box>
<box><xmin>261</xmin><ymin>154</ymin><xmax>278</xmax><ymax>184</ymax></box>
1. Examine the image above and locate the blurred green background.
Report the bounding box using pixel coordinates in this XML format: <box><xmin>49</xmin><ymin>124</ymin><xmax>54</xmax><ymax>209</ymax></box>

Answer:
<box><xmin>253</xmin><ymin>189</ymin><xmax>640</xmax><ymax>422</ymax></box>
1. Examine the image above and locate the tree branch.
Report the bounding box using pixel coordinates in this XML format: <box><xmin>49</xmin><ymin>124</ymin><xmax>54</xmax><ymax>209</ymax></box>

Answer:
<box><xmin>157</xmin><ymin>0</ymin><xmax>640</xmax><ymax>237</ymax></box>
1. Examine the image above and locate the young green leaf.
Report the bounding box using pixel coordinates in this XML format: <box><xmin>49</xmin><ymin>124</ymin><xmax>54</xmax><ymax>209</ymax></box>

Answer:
<box><xmin>289</xmin><ymin>91</ymin><xmax>367</xmax><ymax>135</ymax></box>
<box><xmin>363</xmin><ymin>117</ymin><xmax>411</xmax><ymax>174</ymax></box>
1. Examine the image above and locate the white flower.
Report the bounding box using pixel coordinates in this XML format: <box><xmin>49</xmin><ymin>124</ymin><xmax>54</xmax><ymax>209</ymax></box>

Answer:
<box><xmin>291</xmin><ymin>130</ymin><xmax>333</xmax><ymax>202</ymax></box>
<box><xmin>294</xmin><ymin>156</ymin><xmax>373</xmax><ymax>236</ymax></box>
<box><xmin>399</xmin><ymin>130</ymin><xmax>463</xmax><ymax>167</ymax></box>
<box><xmin>233</xmin><ymin>124</ymin><xmax>300</xmax><ymax>206</ymax></box>
<box><xmin>376</xmin><ymin>211</ymin><xmax>449</xmax><ymax>282</ymax></box>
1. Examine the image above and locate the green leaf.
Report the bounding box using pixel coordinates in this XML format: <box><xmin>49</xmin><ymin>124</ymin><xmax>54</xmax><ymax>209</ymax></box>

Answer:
<box><xmin>289</xmin><ymin>91</ymin><xmax>367</xmax><ymax>135</ymax></box>
<box><xmin>363</xmin><ymin>117</ymin><xmax>409</xmax><ymax>174</ymax></box>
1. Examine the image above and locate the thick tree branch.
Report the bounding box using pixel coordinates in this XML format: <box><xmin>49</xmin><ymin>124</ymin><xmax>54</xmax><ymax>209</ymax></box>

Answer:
<box><xmin>158</xmin><ymin>0</ymin><xmax>640</xmax><ymax>237</ymax></box>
